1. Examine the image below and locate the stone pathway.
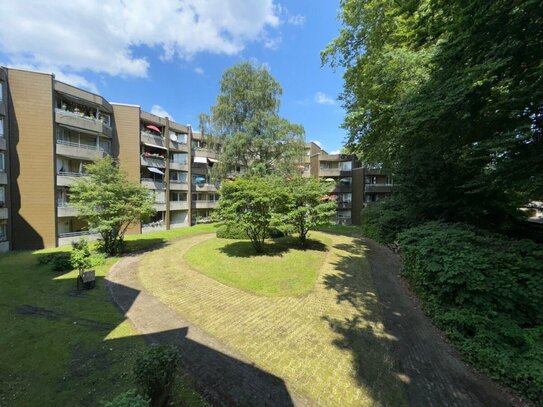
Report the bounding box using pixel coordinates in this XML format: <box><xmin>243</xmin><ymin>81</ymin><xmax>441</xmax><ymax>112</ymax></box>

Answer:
<box><xmin>107</xmin><ymin>232</ymin><xmax>521</xmax><ymax>407</ymax></box>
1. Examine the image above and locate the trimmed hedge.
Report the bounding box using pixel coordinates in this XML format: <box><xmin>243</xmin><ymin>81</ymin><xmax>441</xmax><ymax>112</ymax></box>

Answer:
<box><xmin>397</xmin><ymin>222</ymin><xmax>543</xmax><ymax>402</ymax></box>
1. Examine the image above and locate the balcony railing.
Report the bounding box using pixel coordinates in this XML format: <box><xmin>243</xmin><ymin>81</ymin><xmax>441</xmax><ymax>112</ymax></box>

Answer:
<box><xmin>58</xmin><ymin>230</ymin><xmax>96</xmax><ymax>238</ymax></box>
<box><xmin>141</xmin><ymin>178</ymin><xmax>166</xmax><ymax>189</ymax></box>
<box><xmin>56</xmin><ymin>139</ymin><xmax>110</xmax><ymax>153</ymax></box>
<box><xmin>55</xmin><ymin>108</ymin><xmax>113</xmax><ymax>137</ymax></box>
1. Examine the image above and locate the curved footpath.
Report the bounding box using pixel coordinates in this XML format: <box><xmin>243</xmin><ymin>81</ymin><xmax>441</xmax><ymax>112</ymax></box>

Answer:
<box><xmin>106</xmin><ymin>233</ymin><xmax>522</xmax><ymax>407</ymax></box>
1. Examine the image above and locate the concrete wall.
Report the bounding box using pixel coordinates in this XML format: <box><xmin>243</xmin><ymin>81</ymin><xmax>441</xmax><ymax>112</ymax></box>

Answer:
<box><xmin>8</xmin><ymin>69</ymin><xmax>56</xmax><ymax>249</ymax></box>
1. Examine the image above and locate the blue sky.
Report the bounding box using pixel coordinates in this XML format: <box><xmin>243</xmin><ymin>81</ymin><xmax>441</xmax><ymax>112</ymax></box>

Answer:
<box><xmin>0</xmin><ymin>0</ymin><xmax>346</xmax><ymax>153</ymax></box>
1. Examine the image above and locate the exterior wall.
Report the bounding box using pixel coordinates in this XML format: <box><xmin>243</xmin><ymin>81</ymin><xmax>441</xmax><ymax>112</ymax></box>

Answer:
<box><xmin>352</xmin><ymin>168</ymin><xmax>365</xmax><ymax>225</ymax></box>
<box><xmin>8</xmin><ymin>69</ymin><xmax>56</xmax><ymax>249</ymax></box>
<box><xmin>112</xmin><ymin>103</ymin><xmax>141</xmax><ymax>235</ymax></box>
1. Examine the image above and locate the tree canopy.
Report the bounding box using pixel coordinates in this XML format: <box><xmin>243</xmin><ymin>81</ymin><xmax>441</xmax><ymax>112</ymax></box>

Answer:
<box><xmin>69</xmin><ymin>157</ymin><xmax>155</xmax><ymax>254</ymax></box>
<box><xmin>323</xmin><ymin>0</ymin><xmax>543</xmax><ymax>229</ymax></box>
<box><xmin>201</xmin><ymin>63</ymin><xmax>306</xmax><ymax>177</ymax></box>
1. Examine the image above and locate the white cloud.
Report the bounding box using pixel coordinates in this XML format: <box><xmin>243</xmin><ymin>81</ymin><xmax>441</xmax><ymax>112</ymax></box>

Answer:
<box><xmin>194</xmin><ymin>67</ymin><xmax>204</xmax><ymax>75</ymax></box>
<box><xmin>150</xmin><ymin>105</ymin><xmax>175</xmax><ymax>121</ymax></box>
<box><xmin>314</xmin><ymin>92</ymin><xmax>336</xmax><ymax>105</ymax></box>
<box><xmin>329</xmin><ymin>149</ymin><xmax>341</xmax><ymax>155</ymax></box>
<box><xmin>0</xmin><ymin>0</ymin><xmax>280</xmax><ymax>86</ymax></box>
<box><xmin>288</xmin><ymin>14</ymin><xmax>306</xmax><ymax>26</ymax></box>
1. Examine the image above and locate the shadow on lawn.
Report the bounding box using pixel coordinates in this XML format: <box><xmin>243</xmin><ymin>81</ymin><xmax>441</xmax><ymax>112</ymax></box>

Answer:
<box><xmin>219</xmin><ymin>237</ymin><xmax>327</xmax><ymax>258</ymax></box>
<box><xmin>322</xmin><ymin>238</ymin><xmax>407</xmax><ymax>406</ymax></box>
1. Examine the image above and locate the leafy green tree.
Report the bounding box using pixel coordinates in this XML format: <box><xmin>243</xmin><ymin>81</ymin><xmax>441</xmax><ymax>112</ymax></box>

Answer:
<box><xmin>284</xmin><ymin>177</ymin><xmax>337</xmax><ymax>244</ymax></box>
<box><xmin>70</xmin><ymin>238</ymin><xmax>92</xmax><ymax>272</ymax></box>
<box><xmin>69</xmin><ymin>157</ymin><xmax>155</xmax><ymax>255</ymax></box>
<box><xmin>201</xmin><ymin>62</ymin><xmax>306</xmax><ymax>177</ymax></box>
<box><xmin>324</xmin><ymin>0</ymin><xmax>543</xmax><ymax>230</ymax></box>
<box><xmin>216</xmin><ymin>176</ymin><xmax>287</xmax><ymax>253</ymax></box>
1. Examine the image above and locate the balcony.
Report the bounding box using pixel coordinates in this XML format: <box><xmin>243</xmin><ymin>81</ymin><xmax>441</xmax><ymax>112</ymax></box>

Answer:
<box><xmin>170</xmin><ymin>181</ymin><xmax>188</xmax><ymax>191</ymax></box>
<box><xmin>331</xmin><ymin>184</ymin><xmax>352</xmax><ymax>193</ymax></box>
<box><xmin>141</xmin><ymin>131</ymin><xmax>166</xmax><ymax>149</ymax></box>
<box><xmin>193</xmin><ymin>148</ymin><xmax>220</xmax><ymax>160</ymax></box>
<box><xmin>169</xmin><ymin>140</ymin><xmax>189</xmax><ymax>152</ymax></box>
<box><xmin>337</xmin><ymin>202</ymin><xmax>352</xmax><ymax>210</ymax></box>
<box><xmin>57</xmin><ymin>172</ymin><xmax>88</xmax><ymax>187</ymax></box>
<box><xmin>169</xmin><ymin>161</ymin><xmax>188</xmax><ymax>171</ymax></box>
<box><xmin>193</xmin><ymin>200</ymin><xmax>218</xmax><ymax>209</ymax></box>
<box><xmin>0</xmin><ymin>171</ymin><xmax>6</xmax><ymax>185</ymax></box>
<box><xmin>57</xmin><ymin>204</ymin><xmax>79</xmax><ymax>217</ymax></box>
<box><xmin>141</xmin><ymin>155</ymin><xmax>166</xmax><ymax>168</ymax></box>
<box><xmin>56</xmin><ymin>140</ymin><xmax>108</xmax><ymax>160</ymax></box>
<box><xmin>319</xmin><ymin>168</ymin><xmax>352</xmax><ymax>177</ymax></box>
<box><xmin>193</xmin><ymin>183</ymin><xmax>219</xmax><ymax>192</ymax></box>
<box><xmin>170</xmin><ymin>201</ymin><xmax>189</xmax><ymax>210</ymax></box>
<box><xmin>153</xmin><ymin>203</ymin><xmax>166</xmax><ymax>212</ymax></box>
<box><xmin>0</xmin><ymin>207</ymin><xmax>7</xmax><ymax>220</ymax></box>
<box><xmin>365</xmin><ymin>184</ymin><xmax>393</xmax><ymax>193</ymax></box>
<box><xmin>141</xmin><ymin>178</ymin><xmax>166</xmax><ymax>190</ymax></box>
<box><xmin>58</xmin><ymin>230</ymin><xmax>100</xmax><ymax>247</ymax></box>
<box><xmin>55</xmin><ymin>109</ymin><xmax>113</xmax><ymax>137</ymax></box>
<box><xmin>0</xmin><ymin>99</ymin><xmax>5</xmax><ymax>117</ymax></box>
<box><xmin>0</xmin><ymin>137</ymin><xmax>6</xmax><ymax>150</ymax></box>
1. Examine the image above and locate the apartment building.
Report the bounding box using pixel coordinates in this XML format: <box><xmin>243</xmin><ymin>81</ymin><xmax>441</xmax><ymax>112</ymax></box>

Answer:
<box><xmin>2</xmin><ymin>67</ymin><xmax>220</xmax><ymax>251</ymax></box>
<box><xmin>0</xmin><ymin>68</ymin><xmax>9</xmax><ymax>252</ymax></box>
<box><xmin>304</xmin><ymin>142</ymin><xmax>393</xmax><ymax>225</ymax></box>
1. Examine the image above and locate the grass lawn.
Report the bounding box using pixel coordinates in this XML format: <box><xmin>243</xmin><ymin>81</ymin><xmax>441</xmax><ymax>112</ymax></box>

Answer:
<box><xmin>184</xmin><ymin>236</ymin><xmax>330</xmax><ymax>296</ymax></box>
<box><xmin>139</xmin><ymin>230</ymin><xmax>408</xmax><ymax>406</ymax></box>
<box><xmin>0</xmin><ymin>224</ymin><xmax>216</xmax><ymax>407</ymax></box>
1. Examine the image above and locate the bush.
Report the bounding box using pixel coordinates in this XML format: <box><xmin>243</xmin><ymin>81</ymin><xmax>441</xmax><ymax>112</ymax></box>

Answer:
<box><xmin>134</xmin><ymin>345</ymin><xmax>179</xmax><ymax>404</ymax></box>
<box><xmin>397</xmin><ymin>222</ymin><xmax>543</xmax><ymax>402</ymax></box>
<box><xmin>37</xmin><ymin>252</ymin><xmax>72</xmax><ymax>271</ymax></box>
<box><xmin>216</xmin><ymin>224</ymin><xmax>249</xmax><ymax>239</ymax></box>
<box><xmin>103</xmin><ymin>389</ymin><xmax>149</xmax><ymax>407</ymax></box>
<box><xmin>70</xmin><ymin>238</ymin><xmax>92</xmax><ymax>271</ymax></box>
<box><xmin>360</xmin><ymin>197</ymin><xmax>417</xmax><ymax>243</ymax></box>
<box><xmin>90</xmin><ymin>252</ymin><xmax>107</xmax><ymax>267</ymax></box>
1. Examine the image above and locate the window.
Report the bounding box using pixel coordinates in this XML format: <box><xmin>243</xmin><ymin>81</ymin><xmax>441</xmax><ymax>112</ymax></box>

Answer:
<box><xmin>170</xmin><ymin>132</ymin><xmax>187</xmax><ymax>144</ymax></box>
<box><xmin>0</xmin><ymin>152</ymin><xmax>4</xmax><ymax>171</ymax></box>
<box><xmin>170</xmin><ymin>171</ymin><xmax>187</xmax><ymax>183</ymax></box>
<box><xmin>171</xmin><ymin>192</ymin><xmax>187</xmax><ymax>202</ymax></box>
<box><xmin>339</xmin><ymin>161</ymin><xmax>352</xmax><ymax>171</ymax></box>
<box><xmin>57</xmin><ymin>188</ymin><xmax>69</xmax><ymax>206</ymax></box>
<box><xmin>365</xmin><ymin>176</ymin><xmax>377</xmax><ymax>184</ymax></box>
<box><xmin>0</xmin><ymin>82</ymin><xmax>3</xmax><ymax>102</ymax></box>
<box><xmin>0</xmin><ymin>117</ymin><xmax>4</xmax><ymax>137</ymax></box>
<box><xmin>304</xmin><ymin>163</ymin><xmax>310</xmax><ymax>171</ymax></box>
<box><xmin>170</xmin><ymin>153</ymin><xmax>187</xmax><ymax>164</ymax></box>
<box><xmin>0</xmin><ymin>221</ymin><xmax>6</xmax><ymax>241</ymax></box>
<box><xmin>0</xmin><ymin>185</ymin><xmax>4</xmax><ymax>204</ymax></box>
<box><xmin>154</xmin><ymin>191</ymin><xmax>165</xmax><ymax>204</ymax></box>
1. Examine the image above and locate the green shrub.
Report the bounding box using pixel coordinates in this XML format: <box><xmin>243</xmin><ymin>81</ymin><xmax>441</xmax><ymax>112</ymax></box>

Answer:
<box><xmin>90</xmin><ymin>253</ymin><xmax>107</xmax><ymax>267</ymax></box>
<box><xmin>70</xmin><ymin>238</ymin><xmax>92</xmax><ymax>271</ymax></box>
<box><xmin>50</xmin><ymin>253</ymin><xmax>72</xmax><ymax>271</ymax></box>
<box><xmin>360</xmin><ymin>197</ymin><xmax>416</xmax><ymax>243</ymax></box>
<box><xmin>216</xmin><ymin>224</ymin><xmax>249</xmax><ymax>239</ymax></box>
<box><xmin>397</xmin><ymin>222</ymin><xmax>543</xmax><ymax>402</ymax></box>
<box><xmin>134</xmin><ymin>345</ymin><xmax>179</xmax><ymax>403</ymax></box>
<box><xmin>103</xmin><ymin>389</ymin><xmax>149</xmax><ymax>407</ymax></box>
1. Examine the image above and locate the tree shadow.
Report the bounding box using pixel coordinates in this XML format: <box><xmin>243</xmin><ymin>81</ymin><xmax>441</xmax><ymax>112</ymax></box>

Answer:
<box><xmin>219</xmin><ymin>237</ymin><xmax>327</xmax><ymax>258</ymax></box>
<box><xmin>122</xmin><ymin>237</ymin><xmax>167</xmax><ymax>255</ymax></box>
<box><xmin>322</xmin><ymin>237</ymin><xmax>516</xmax><ymax>407</ymax></box>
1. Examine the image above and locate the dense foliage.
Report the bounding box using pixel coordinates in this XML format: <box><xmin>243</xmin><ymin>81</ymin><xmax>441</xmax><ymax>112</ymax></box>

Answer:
<box><xmin>216</xmin><ymin>224</ymin><xmax>249</xmax><ymax>239</ymax></box>
<box><xmin>200</xmin><ymin>62</ymin><xmax>305</xmax><ymax>177</ymax></box>
<box><xmin>103</xmin><ymin>389</ymin><xmax>149</xmax><ymax>407</ymax></box>
<box><xmin>70</xmin><ymin>157</ymin><xmax>155</xmax><ymax>255</ymax></box>
<box><xmin>397</xmin><ymin>222</ymin><xmax>543</xmax><ymax>402</ymax></box>
<box><xmin>283</xmin><ymin>177</ymin><xmax>337</xmax><ymax>244</ymax></box>
<box><xmin>360</xmin><ymin>197</ymin><xmax>417</xmax><ymax>244</ymax></box>
<box><xmin>134</xmin><ymin>345</ymin><xmax>179</xmax><ymax>405</ymax></box>
<box><xmin>70</xmin><ymin>238</ymin><xmax>92</xmax><ymax>272</ymax></box>
<box><xmin>324</xmin><ymin>0</ymin><xmax>543</xmax><ymax>229</ymax></box>
<box><xmin>216</xmin><ymin>176</ymin><xmax>287</xmax><ymax>252</ymax></box>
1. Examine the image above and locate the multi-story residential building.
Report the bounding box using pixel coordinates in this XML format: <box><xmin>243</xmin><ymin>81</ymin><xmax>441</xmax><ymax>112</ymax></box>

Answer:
<box><xmin>304</xmin><ymin>142</ymin><xmax>393</xmax><ymax>225</ymax></box>
<box><xmin>1</xmin><ymin>67</ymin><xmax>220</xmax><ymax>251</ymax></box>
<box><xmin>0</xmin><ymin>68</ymin><xmax>9</xmax><ymax>252</ymax></box>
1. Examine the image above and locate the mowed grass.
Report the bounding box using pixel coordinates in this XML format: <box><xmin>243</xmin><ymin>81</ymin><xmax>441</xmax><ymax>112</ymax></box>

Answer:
<box><xmin>0</xmin><ymin>224</ymin><xmax>215</xmax><ymax>407</ymax></box>
<box><xmin>184</xmin><ymin>236</ymin><xmax>329</xmax><ymax>296</ymax></box>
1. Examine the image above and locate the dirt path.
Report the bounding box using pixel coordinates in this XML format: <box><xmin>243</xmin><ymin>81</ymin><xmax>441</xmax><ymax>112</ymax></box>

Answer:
<box><xmin>362</xmin><ymin>237</ymin><xmax>522</xmax><ymax>407</ymax></box>
<box><xmin>106</xmin><ymin>232</ymin><xmax>520</xmax><ymax>407</ymax></box>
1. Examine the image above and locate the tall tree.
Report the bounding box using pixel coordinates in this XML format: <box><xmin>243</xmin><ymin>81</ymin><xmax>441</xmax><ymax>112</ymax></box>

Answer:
<box><xmin>324</xmin><ymin>0</ymin><xmax>543</xmax><ymax>229</ymax></box>
<box><xmin>70</xmin><ymin>157</ymin><xmax>155</xmax><ymax>255</ymax></box>
<box><xmin>201</xmin><ymin>63</ymin><xmax>305</xmax><ymax>177</ymax></box>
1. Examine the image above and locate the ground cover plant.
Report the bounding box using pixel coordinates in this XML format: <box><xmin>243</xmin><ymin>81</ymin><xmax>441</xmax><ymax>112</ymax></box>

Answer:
<box><xmin>397</xmin><ymin>222</ymin><xmax>543</xmax><ymax>403</ymax></box>
<box><xmin>0</xmin><ymin>225</ymin><xmax>215</xmax><ymax>407</ymax></box>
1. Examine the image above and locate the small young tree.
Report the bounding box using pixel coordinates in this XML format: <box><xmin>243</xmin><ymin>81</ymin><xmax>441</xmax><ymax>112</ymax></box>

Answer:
<box><xmin>216</xmin><ymin>176</ymin><xmax>287</xmax><ymax>253</ymax></box>
<box><xmin>70</xmin><ymin>238</ymin><xmax>92</xmax><ymax>272</ymax></box>
<box><xmin>70</xmin><ymin>157</ymin><xmax>155</xmax><ymax>255</ymax></box>
<box><xmin>284</xmin><ymin>177</ymin><xmax>337</xmax><ymax>245</ymax></box>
